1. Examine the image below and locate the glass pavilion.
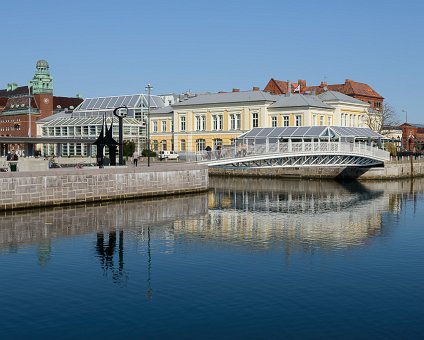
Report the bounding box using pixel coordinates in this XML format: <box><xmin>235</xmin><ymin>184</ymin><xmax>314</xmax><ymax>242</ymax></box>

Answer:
<box><xmin>39</xmin><ymin>94</ymin><xmax>165</xmax><ymax>157</ymax></box>
<box><xmin>237</xmin><ymin>126</ymin><xmax>384</xmax><ymax>145</ymax></box>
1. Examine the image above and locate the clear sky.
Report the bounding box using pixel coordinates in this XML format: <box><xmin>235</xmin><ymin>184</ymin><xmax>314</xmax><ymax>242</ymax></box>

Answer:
<box><xmin>2</xmin><ymin>0</ymin><xmax>423</xmax><ymax>122</ymax></box>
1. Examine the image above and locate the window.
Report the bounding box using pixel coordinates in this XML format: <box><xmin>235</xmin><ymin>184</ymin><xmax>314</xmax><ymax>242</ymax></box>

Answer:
<box><xmin>153</xmin><ymin>121</ymin><xmax>158</xmax><ymax>132</ymax></box>
<box><xmin>230</xmin><ymin>113</ymin><xmax>241</xmax><ymax>130</ymax></box>
<box><xmin>295</xmin><ymin>115</ymin><xmax>302</xmax><ymax>127</ymax></box>
<box><xmin>180</xmin><ymin>115</ymin><xmax>186</xmax><ymax>131</ymax></box>
<box><xmin>213</xmin><ymin>138</ymin><xmax>222</xmax><ymax>149</ymax></box>
<box><xmin>153</xmin><ymin>140</ymin><xmax>158</xmax><ymax>151</ymax></box>
<box><xmin>180</xmin><ymin>139</ymin><xmax>186</xmax><ymax>151</ymax></box>
<box><xmin>196</xmin><ymin>139</ymin><xmax>206</xmax><ymax>151</ymax></box>
<box><xmin>162</xmin><ymin>120</ymin><xmax>167</xmax><ymax>132</ymax></box>
<box><xmin>195</xmin><ymin>115</ymin><xmax>206</xmax><ymax>131</ymax></box>
<box><xmin>312</xmin><ymin>114</ymin><xmax>317</xmax><ymax>126</ymax></box>
<box><xmin>319</xmin><ymin>116</ymin><xmax>324</xmax><ymax>126</ymax></box>
<box><xmin>271</xmin><ymin>116</ymin><xmax>277</xmax><ymax>127</ymax></box>
<box><xmin>283</xmin><ymin>116</ymin><xmax>289</xmax><ymax>127</ymax></box>
<box><xmin>328</xmin><ymin>116</ymin><xmax>332</xmax><ymax>126</ymax></box>
<box><xmin>161</xmin><ymin>140</ymin><xmax>167</xmax><ymax>151</ymax></box>
<box><xmin>212</xmin><ymin>114</ymin><xmax>223</xmax><ymax>130</ymax></box>
<box><xmin>252</xmin><ymin>112</ymin><xmax>259</xmax><ymax>128</ymax></box>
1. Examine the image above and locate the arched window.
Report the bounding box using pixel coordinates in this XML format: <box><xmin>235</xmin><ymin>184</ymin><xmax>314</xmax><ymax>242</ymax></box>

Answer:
<box><xmin>213</xmin><ymin>138</ymin><xmax>222</xmax><ymax>149</ymax></box>
<box><xmin>196</xmin><ymin>139</ymin><xmax>206</xmax><ymax>151</ymax></box>
<box><xmin>180</xmin><ymin>139</ymin><xmax>186</xmax><ymax>151</ymax></box>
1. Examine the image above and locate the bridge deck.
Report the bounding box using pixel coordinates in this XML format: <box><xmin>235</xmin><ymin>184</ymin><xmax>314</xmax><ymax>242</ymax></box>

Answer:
<box><xmin>196</xmin><ymin>141</ymin><xmax>390</xmax><ymax>168</ymax></box>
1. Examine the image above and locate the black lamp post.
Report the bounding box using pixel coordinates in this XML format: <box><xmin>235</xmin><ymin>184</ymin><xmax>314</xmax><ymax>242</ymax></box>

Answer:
<box><xmin>145</xmin><ymin>84</ymin><xmax>153</xmax><ymax>167</ymax></box>
<box><xmin>113</xmin><ymin>106</ymin><xmax>128</xmax><ymax>166</ymax></box>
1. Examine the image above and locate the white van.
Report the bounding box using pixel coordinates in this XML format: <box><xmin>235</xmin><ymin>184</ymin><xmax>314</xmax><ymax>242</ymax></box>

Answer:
<box><xmin>157</xmin><ymin>150</ymin><xmax>179</xmax><ymax>160</ymax></box>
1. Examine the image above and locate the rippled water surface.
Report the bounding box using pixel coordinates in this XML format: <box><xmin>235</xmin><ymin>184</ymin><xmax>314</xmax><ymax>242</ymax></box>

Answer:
<box><xmin>1</xmin><ymin>178</ymin><xmax>424</xmax><ymax>339</ymax></box>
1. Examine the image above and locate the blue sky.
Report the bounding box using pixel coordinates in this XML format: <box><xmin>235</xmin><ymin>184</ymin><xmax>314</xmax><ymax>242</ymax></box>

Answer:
<box><xmin>2</xmin><ymin>0</ymin><xmax>423</xmax><ymax>122</ymax></box>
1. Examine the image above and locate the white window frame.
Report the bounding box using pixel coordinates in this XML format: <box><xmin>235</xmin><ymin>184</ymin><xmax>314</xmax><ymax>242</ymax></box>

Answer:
<box><xmin>295</xmin><ymin>115</ymin><xmax>302</xmax><ymax>127</ymax></box>
<box><xmin>180</xmin><ymin>115</ymin><xmax>186</xmax><ymax>131</ymax></box>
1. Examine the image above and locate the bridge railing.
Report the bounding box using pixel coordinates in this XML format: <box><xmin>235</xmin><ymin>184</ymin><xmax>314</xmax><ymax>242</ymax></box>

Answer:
<box><xmin>192</xmin><ymin>140</ymin><xmax>390</xmax><ymax>162</ymax></box>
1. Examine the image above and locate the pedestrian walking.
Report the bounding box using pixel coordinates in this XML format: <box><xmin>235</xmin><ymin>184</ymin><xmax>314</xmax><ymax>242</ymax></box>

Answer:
<box><xmin>133</xmin><ymin>150</ymin><xmax>139</xmax><ymax>167</ymax></box>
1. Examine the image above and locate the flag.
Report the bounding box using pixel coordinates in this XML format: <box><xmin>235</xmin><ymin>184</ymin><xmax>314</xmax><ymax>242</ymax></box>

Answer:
<box><xmin>294</xmin><ymin>84</ymin><xmax>300</xmax><ymax>93</ymax></box>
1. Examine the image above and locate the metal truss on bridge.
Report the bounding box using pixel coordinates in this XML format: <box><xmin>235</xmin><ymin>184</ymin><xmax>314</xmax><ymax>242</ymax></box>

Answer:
<box><xmin>198</xmin><ymin>140</ymin><xmax>390</xmax><ymax>168</ymax></box>
<box><xmin>206</xmin><ymin>152</ymin><xmax>385</xmax><ymax>168</ymax></box>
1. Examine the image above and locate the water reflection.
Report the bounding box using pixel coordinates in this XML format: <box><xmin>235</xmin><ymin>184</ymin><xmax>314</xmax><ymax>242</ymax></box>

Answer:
<box><xmin>1</xmin><ymin>178</ymin><xmax>423</xmax><ymax>265</ymax></box>
<box><xmin>0</xmin><ymin>194</ymin><xmax>208</xmax><ymax>253</ymax></box>
<box><xmin>96</xmin><ymin>231</ymin><xmax>126</xmax><ymax>284</ymax></box>
<box><xmin>173</xmin><ymin>177</ymin><xmax>422</xmax><ymax>251</ymax></box>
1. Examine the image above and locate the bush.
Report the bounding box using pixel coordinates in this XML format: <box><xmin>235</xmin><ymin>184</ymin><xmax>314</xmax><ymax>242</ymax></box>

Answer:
<box><xmin>123</xmin><ymin>141</ymin><xmax>136</xmax><ymax>157</ymax></box>
<box><xmin>384</xmin><ymin>142</ymin><xmax>397</xmax><ymax>157</ymax></box>
<box><xmin>142</xmin><ymin>149</ymin><xmax>156</xmax><ymax>157</ymax></box>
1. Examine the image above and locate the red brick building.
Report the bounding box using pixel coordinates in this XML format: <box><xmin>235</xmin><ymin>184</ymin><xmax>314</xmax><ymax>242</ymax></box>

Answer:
<box><xmin>264</xmin><ymin>78</ymin><xmax>384</xmax><ymax>111</ymax></box>
<box><xmin>400</xmin><ymin>123</ymin><xmax>424</xmax><ymax>152</ymax></box>
<box><xmin>0</xmin><ymin>60</ymin><xmax>82</xmax><ymax>155</ymax></box>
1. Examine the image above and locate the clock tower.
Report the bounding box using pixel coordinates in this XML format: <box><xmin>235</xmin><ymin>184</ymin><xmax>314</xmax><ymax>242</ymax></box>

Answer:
<box><xmin>29</xmin><ymin>59</ymin><xmax>53</xmax><ymax>94</ymax></box>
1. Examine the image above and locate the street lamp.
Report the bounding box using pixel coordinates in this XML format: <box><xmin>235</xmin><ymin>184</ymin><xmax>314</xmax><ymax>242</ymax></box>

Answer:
<box><xmin>113</xmin><ymin>106</ymin><xmax>128</xmax><ymax>166</ymax></box>
<box><xmin>402</xmin><ymin>109</ymin><xmax>408</xmax><ymax>123</ymax></box>
<box><xmin>145</xmin><ymin>84</ymin><xmax>153</xmax><ymax>167</ymax></box>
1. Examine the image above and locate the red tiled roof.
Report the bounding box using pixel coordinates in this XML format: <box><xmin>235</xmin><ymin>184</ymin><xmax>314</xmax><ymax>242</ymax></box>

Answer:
<box><xmin>0</xmin><ymin>86</ymin><xmax>29</xmax><ymax>98</ymax></box>
<box><xmin>53</xmin><ymin>96</ymin><xmax>83</xmax><ymax>110</ymax></box>
<box><xmin>265</xmin><ymin>78</ymin><xmax>383</xmax><ymax>99</ymax></box>
<box><xmin>332</xmin><ymin>79</ymin><xmax>383</xmax><ymax>99</ymax></box>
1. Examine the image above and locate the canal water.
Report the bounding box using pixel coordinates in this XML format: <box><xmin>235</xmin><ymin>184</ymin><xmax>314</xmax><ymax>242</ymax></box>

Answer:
<box><xmin>1</xmin><ymin>177</ymin><xmax>423</xmax><ymax>339</ymax></box>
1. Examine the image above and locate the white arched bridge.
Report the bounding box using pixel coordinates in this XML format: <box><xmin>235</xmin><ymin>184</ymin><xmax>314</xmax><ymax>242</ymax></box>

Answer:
<box><xmin>196</xmin><ymin>126</ymin><xmax>390</xmax><ymax>168</ymax></box>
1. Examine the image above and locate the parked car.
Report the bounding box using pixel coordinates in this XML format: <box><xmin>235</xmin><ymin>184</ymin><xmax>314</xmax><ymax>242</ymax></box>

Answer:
<box><xmin>157</xmin><ymin>150</ymin><xmax>179</xmax><ymax>160</ymax></box>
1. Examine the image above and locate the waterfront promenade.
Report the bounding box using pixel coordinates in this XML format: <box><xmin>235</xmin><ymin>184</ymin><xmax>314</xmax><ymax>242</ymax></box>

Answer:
<box><xmin>0</xmin><ymin>162</ymin><xmax>208</xmax><ymax>211</ymax></box>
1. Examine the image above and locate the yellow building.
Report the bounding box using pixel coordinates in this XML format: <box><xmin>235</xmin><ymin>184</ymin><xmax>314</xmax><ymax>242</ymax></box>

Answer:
<box><xmin>149</xmin><ymin>89</ymin><xmax>370</xmax><ymax>153</ymax></box>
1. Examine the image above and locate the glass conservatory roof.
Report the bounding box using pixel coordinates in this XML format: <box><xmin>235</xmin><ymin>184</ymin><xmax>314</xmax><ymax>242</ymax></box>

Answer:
<box><xmin>42</xmin><ymin>116</ymin><xmax>143</xmax><ymax>127</ymax></box>
<box><xmin>74</xmin><ymin>94</ymin><xmax>164</xmax><ymax>111</ymax></box>
<box><xmin>238</xmin><ymin>126</ymin><xmax>383</xmax><ymax>139</ymax></box>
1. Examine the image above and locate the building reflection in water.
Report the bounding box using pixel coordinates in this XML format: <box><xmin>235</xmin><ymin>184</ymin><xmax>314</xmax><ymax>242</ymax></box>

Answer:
<box><xmin>173</xmin><ymin>177</ymin><xmax>424</xmax><ymax>252</ymax></box>
<box><xmin>1</xmin><ymin>178</ymin><xmax>424</xmax><ymax>279</ymax></box>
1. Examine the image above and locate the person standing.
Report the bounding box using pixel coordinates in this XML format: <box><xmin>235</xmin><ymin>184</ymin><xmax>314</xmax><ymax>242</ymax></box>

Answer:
<box><xmin>133</xmin><ymin>150</ymin><xmax>139</xmax><ymax>167</ymax></box>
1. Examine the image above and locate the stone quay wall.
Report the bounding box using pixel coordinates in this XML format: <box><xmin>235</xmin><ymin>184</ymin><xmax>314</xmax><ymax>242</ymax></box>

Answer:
<box><xmin>0</xmin><ymin>163</ymin><xmax>208</xmax><ymax>211</ymax></box>
<box><xmin>209</xmin><ymin>159</ymin><xmax>424</xmax><ymax>180</ymax></box>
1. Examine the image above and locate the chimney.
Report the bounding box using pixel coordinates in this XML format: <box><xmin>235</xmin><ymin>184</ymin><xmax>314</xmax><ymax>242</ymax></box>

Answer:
<box><xmin>287</xmin><ymin>81</ymin><xmax>292</xmax><ymax>95</ymax></box>
<box><xmin>252</xmin><ymin>86</ymin><xmax>260</xmax><ymax>91</ymax></box>
<box><xmin>232</xmin><ymin>88</ymin><xmax>240</xmax><ymax>92</ymax></box>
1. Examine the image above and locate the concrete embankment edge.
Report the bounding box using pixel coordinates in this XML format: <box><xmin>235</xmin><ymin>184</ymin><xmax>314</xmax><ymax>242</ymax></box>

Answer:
<box><xmin>208</xmin><ymin>159</ymin><xmax>424</xmax><ymax>180</ymax></box>
<box><xmin>0</xmin><ymin>164</ymin><xmax>208</xmax><ymax>211</ymax></box>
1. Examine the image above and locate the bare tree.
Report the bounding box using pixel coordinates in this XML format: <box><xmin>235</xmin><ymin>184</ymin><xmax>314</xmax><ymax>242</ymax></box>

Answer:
<box><xmin>367</xmin><ymin>103</ymin><xmax>400</xmax><ymax>134</ymax></box>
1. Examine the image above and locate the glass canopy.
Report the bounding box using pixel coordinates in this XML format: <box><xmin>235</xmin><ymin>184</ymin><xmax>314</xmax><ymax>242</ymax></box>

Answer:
<box><xmin>238</xmin><ymin>126</ymin><xmax>383</xmax><ymax>140</ymax></box>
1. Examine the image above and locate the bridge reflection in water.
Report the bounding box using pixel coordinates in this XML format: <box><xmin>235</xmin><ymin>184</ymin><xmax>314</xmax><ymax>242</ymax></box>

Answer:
<box><xmin>172</xmin><ymin>178</ymin><xmax>408</xmax><ymax>252</ymax></box>
<box><xmin>0</xmin><ymin>178</ymin><xmax>419</xmax><ymax>256</ymax></box>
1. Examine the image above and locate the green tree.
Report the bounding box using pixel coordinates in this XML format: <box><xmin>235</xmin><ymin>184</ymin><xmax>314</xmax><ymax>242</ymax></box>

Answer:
<box><xmin>123</xmin><ymin>140</ymin><xmax>136</xmax><ymax>157</ymax></box>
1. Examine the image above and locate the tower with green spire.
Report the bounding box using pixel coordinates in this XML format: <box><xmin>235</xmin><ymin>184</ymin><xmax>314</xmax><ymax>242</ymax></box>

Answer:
<box><xmin>29</xmin><ymin>59</ymin><xmax>53</xmax><ymax>94</ymax></box>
